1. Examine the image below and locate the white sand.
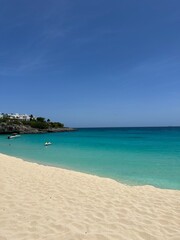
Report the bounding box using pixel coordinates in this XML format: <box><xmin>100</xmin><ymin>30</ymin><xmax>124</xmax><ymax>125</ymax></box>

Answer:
<box><xmin>0</xmin><ymin>153</ymin><xmax>180</xmax><ymax>240</ymax></box>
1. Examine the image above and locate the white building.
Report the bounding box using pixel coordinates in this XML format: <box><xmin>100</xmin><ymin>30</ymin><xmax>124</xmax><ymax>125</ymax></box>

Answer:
<box><xmin>0</xmin><ymin>113</ymin><xmax>36</xmax><ymax>121</ymax></box>
<box><xmin>7</xmin><ymin>113</ymin><xmax>31</xmax><ymax>121</ymax></box>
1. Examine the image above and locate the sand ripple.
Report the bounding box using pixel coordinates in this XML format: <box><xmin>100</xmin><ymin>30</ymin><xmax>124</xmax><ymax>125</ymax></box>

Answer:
<box><xmin>0</xmin><ymin>153</ymin><xmax>180</xmax><ymax>240</ymax></box>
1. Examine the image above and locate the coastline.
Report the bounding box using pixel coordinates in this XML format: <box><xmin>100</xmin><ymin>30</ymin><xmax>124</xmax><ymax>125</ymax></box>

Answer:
<box><xmin>0</xmin><ymin>127</ymin><xmax>76</xmax><ymax>135</ymax></box>
<box><xmin>1</xmin><ymin>153</ymin><xmax>180</xmax><ymax>240</ymax></box>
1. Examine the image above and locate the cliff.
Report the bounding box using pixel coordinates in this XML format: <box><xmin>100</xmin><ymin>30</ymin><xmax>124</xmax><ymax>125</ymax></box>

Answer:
<box><xmin>0</xmin><ymin>122</ymin><xmax>75</xmax><ymax>134</ymax></box>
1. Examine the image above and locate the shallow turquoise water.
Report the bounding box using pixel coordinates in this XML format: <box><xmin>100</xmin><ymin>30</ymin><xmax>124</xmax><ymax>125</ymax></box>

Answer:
<box><xmin>0</xmin><ymin>127</ymin><xmax>180</xmax><ymax>190</ymax></box>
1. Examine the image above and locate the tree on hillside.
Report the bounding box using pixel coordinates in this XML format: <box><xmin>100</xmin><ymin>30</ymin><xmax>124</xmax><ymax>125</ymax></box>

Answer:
<box><xmin>36</xmin><ymin>117</ymin><xmax>45</xmax><ymax>122</ymax></box>
<box><xmin>29</xmin><ymin>114</ymin><xmax>34</xmax><ymax>121</ymax></box>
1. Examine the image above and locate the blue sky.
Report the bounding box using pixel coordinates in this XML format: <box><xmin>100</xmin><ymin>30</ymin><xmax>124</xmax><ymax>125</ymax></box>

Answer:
<box><xmin>0</xmin><ymin>0</ymin><xmax>180</xmax><ymax>127</ymax></box>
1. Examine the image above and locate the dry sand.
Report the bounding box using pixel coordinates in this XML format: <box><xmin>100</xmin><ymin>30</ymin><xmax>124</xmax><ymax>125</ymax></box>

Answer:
<box><xmin>0</xmin><ymin>153</ymin><xmax>180</xmax><ymax>240</ymax></box>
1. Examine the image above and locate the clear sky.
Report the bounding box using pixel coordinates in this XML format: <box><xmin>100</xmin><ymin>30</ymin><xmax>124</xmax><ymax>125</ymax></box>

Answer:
<box><xmin>0</xmin><ymin>0</ymin><xmax>180</xmax><ymax>127</ymax></box>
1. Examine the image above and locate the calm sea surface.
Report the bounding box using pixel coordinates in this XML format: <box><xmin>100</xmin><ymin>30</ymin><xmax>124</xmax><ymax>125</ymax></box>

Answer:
<box><xmin>0</xmin><ymin>127</ymin><xmax>180</xmax><ymax>190</ymax></box>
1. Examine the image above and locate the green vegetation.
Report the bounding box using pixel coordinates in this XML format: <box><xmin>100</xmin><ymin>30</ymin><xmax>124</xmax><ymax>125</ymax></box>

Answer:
<box><xmin>36</xmin><ymin>117</ymin><xmax>45</xmax><ymax>122</ymax></box>
<box><xmin>28</xmin><ymin>117</ymin><xmax>64</xmax><ymax>129</ymax></box>
<box><xmin>28</xmin><ymin>120</ymin><xmax>48</xmax><ymax>129</ymax></box>
<box><xmin>0</xmin><ymin>115</ymin><xmax>64</xmax><ymax>130</ymax></box>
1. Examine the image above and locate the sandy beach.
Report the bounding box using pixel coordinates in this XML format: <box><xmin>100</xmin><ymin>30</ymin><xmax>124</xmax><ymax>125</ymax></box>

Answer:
<box><xmin>0</xmin><ymin>153</ymin><xmax>180</xmax><ymax>240</ymax></box>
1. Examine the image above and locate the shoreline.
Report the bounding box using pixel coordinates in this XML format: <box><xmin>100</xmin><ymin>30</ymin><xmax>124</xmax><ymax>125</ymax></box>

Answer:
<box><xmin>1</xmin><ymin>127</ymin><xmax>180</xmax><ymax>191</ymax></box>
<box><xmin>0</xmin><ymin>127</ymin><xmax>76</xmax><ymax>135</ymax></box>
<box><xmin>1</xmin><ymin>152</ymin><xmax>180</xmax><ymax>239</ymax></box>
<box><xmin>1</xmin><ymin>152</ymin><xmax>179</xmax><ymax>191</ymax></box>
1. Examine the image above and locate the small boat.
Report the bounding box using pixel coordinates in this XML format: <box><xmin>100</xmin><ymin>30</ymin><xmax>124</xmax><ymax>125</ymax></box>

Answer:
<box><xmin>8</xmin><ymin>133</ymin><xmax>21</xmax><ymax>139</ymax></box>
<box><xmin>44</xmin><ymin>142</ymin><xmax>52</xmax><ymax>146</ymax></box>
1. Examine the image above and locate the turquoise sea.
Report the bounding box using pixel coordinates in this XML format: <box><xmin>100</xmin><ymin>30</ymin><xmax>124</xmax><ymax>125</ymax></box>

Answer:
<box><xmin>0</xmin><ymin>127</ymin><xmax>180</xmax><ymax>190</ymax></box>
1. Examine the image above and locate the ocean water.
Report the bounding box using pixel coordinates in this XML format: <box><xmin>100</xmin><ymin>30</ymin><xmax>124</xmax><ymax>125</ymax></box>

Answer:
<box><xmin>0</xmin><ymin>127</ymin><xmax>180</xmax><ymax>190</ymax></box>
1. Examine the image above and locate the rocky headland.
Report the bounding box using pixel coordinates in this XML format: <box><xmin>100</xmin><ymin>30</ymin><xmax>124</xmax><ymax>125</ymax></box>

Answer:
<box><xmin>0</xmin><ymin>122</ymin><xmax>75</xmax><ymax>134</ymax></box>
<box><xmin>0</xmin><ymin>116</ymin><xmax>75</xmax><ymax>134</ymax></box>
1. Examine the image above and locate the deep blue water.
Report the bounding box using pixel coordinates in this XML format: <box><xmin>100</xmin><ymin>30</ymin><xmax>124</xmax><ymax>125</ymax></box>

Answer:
<box><xmin>0</xmin><ymin>127</ymin><xmax>180</xmax><ymax>190</ymax></box>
